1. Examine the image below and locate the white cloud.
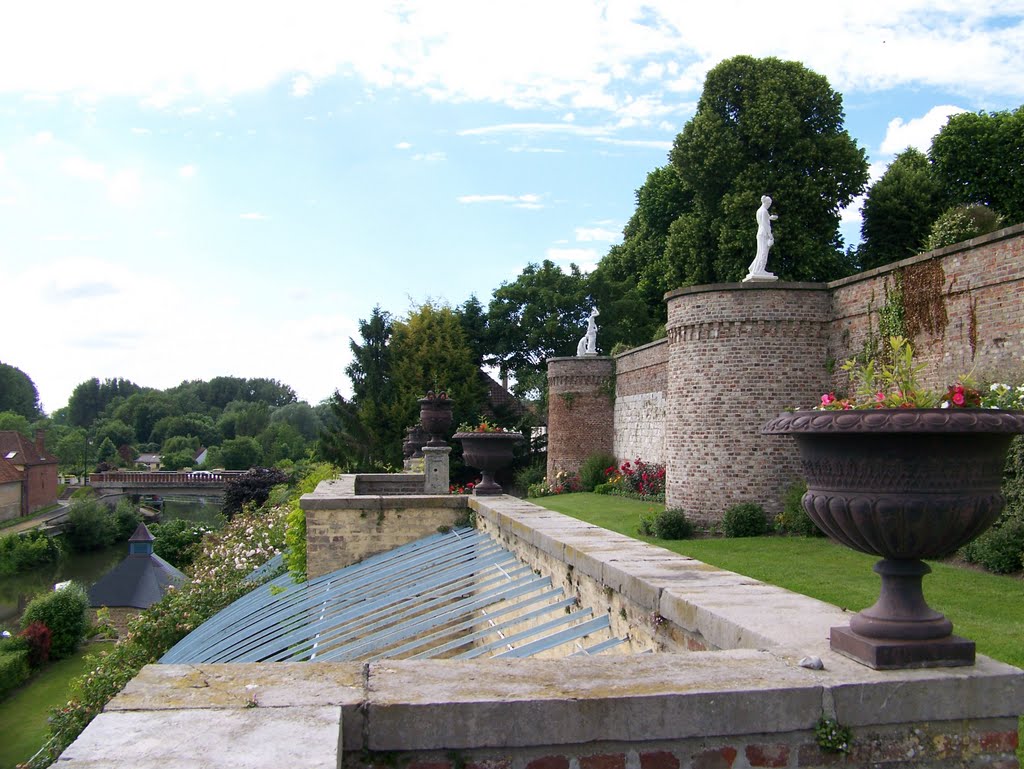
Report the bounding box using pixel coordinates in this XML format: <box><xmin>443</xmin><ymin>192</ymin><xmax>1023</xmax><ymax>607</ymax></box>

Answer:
<box><xmin>178</xmin><ymin>163</ymin><xmax>198</xmax><ymax>178</ymax></box>
<box><xmin>879</xmin><ymin>105</ymin><xmax>968</xmax><ymax>155</ymax></box>
<box><xmin>130</xmin><ymin>127</ymin><xmax>151</xmax><ymax>135</ymax></box>
<box><xmin>596</xmin><ymin>137</ymin><xmax>673</xmax><ymax>150</ymax></box>
<box><xmin>457</xmin><ymin>193</ymin><xmax>544</xmax><ymax>209</ymax></box>
<box><xmin>575</xmin><ymin>226</ymin><xmax>619</xmax><ymax>242</ymax></box>
<box><xmin>33</xmin><ymin>131</ymin><xmax>53</xmax><ymax>145</ymax></box>
<box><xmin>107</xmin><ymin>170</ymin><xmax>141</xmax><ymax>206</ymax></box>
<box><xmin>291</xmin><ymin>74</ymin><xmax>313</xmax><ymax>97</ymax></box>
<box><xmin>412</xmin><ymin>151</ymin><xmax>446</xmax><ymax>163</ymax></box>
<box><xmin>458</xmin><ymin>123</ymin><xmax>611</xmax><ymax>138</ymax></box>
<box><xmin>395</xmin><ymin>141</ymin><xmax>412</xmax><ymax>150</ymax></box>
<box><xmin>63</xmin><ymin>156</ymin><xmax>106</xmax><ymax>181</ymax></box>
<box><xmin>239</xmin><ymin>212</ymin><xmax>267</xmax><ymax>220</ymax></box>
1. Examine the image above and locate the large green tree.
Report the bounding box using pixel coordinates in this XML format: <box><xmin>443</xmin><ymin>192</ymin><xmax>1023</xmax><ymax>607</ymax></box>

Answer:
<box><xmin>66</xmin><ymin>377</ymin><xmax>145</xmax><ymax>427</ymax></box>
<box><xmin>666</xmin><ymin>55</ymin><xmax>869</xmax><ymax>284</ymax></box>
<box><xmin>388</xmin><ymin>302</ymin><xmax>487</xmax><ymax>447</ymax></box>
<box><xmin>858</xmin><ymin>148</ymin><xmax>948</xmax><ymax>270</ymax></box>
<box><xmin>487</xmin><ymin>260</ymin><xmax>592</xmax><ymax>397</ymax></box>
<box><xmin>0</xmin><ymin>362</ymin><xmax>41</xmax><ymax>419</ymax></box>
<box><xmin>930</xmin><ymin>106</ymin><xmax>1024</xmax><ymax>224</ymax></box>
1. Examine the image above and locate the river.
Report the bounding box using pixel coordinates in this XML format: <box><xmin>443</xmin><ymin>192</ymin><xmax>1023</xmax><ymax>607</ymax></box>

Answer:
<box><xmin>0</xmin><ymin>500</ymin><xmax>221</xmax><ymax>634</ymax></box>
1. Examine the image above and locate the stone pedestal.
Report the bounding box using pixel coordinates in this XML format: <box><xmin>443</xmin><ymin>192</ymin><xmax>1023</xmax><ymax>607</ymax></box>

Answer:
<box><xmin>422</xmin><ymin>446</ymin><xmax>451</xmax><ymax>494</ymax></box>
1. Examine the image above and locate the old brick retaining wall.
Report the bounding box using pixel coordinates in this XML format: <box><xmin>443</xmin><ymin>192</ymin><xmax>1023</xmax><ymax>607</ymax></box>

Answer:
<box><xmin>553</xmin><ymin>225</ymin><xmax>1024</xmax><ymax>523</ymax></box>
<box><xmin>546</xmin><ymin>356</ymin><xmax>615</xmax><ymax>482</ymax></box>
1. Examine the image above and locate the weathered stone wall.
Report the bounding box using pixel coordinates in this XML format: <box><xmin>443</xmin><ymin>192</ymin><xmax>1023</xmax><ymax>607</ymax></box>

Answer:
<box><xmin>613</xmin><ymin>339</ymin><xmax>667</xmax><ymax>464</ymax></box>
<box><xmin>0</xmin><ymin>481</ymin><xmax>21</xmax><ymax>521</ymax></box>
<box><xmin>829</xmin><ymin>223</ymin><xmax>1024</xmax><ymax>390</ymax></box>
<box><xmin>546</xmin><ymin>356</ymin><xmax>615</xmax><ymax>481</ymax></box>
<box><xmin>300</xmin><ymin>477</ymin><xmax>467</xmax><ymax>577</ymax></box>
<box><xmin>664</xmin><ymin>283</ymin><xmax>831</xmax><ymax>522</ymax></box>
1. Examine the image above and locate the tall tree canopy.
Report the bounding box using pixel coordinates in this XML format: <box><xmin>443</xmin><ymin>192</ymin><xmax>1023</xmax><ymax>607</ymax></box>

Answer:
<box><xmin>930</xmin><ymin>106</ymin><xmax>1024</xmax><ymax>224</ymax></box>
<box><xmin>0</xmin><ymin>362</ymin><xmax>42</xmax><ymax>419</ymax></box>
<box><xmin>487</xmin><ymin>260</ymin><xmax>591</xmax><ymax>397</ymax></box>
<box><xmin>858</xmin><ymin>148</ymin><xmax>948</xmax><ymax>270</ymax></box>
<box><xmin>66</xmin><ymin>377</ymin><xmax>145</xmax><ymax>427</ymax></box>
<box><xmin>666</xmin><ymin>55</ymin><xmax>869</xmax><ymax>285</ymax></box>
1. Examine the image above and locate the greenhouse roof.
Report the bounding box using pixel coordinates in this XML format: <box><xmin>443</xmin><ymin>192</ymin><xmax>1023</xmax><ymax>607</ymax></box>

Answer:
<box><xmin>160</xmin><ymin>527</ymin><xmax>624</xmax><ymax>663</ymax></box>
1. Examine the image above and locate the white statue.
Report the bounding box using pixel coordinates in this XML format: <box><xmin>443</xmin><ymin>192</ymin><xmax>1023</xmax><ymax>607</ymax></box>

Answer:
<box><xmin>743</xmin><ymin>195</ymin><xmax>779</xmax><ymax>282</ymax></box>
<box><xmin>576</xmin><ymin>307</ymin><xmax>599</xmax><ymax>356</ymax></box>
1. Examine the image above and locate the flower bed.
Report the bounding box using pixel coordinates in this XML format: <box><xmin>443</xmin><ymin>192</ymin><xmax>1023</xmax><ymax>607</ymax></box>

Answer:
<box><xmin>602</xmin><ymin>458</ymin><xmax>666</xmax><ymax>501</ymax></box>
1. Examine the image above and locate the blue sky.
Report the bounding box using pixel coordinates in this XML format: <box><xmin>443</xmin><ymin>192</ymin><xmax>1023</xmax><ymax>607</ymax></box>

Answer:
<box><xmin>2</xmin><ymin>2</ymin><xmax>1022</xmax><ymax>414</ymax></box>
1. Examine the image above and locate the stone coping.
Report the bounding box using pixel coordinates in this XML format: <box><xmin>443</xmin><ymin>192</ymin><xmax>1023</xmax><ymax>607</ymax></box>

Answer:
<box><xmin>300</xmin><ymin>477</ymin><xmax>467</xmax><ymax>511</ymax></box>
<box><xmin>664</xmin><ymin>281</ymin><xmax>828</xmax><ymax>300</ymax></box>
<box><xmin>102</xmin><ymin>649</ymin><xmax>1023</xmax><ymax>755</ymax></box>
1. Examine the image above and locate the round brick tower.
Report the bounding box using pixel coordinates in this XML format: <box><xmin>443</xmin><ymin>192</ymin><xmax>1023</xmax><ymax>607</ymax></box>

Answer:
<box><xmin>546</xmin><ymin>356</ymin><xmax>615</xmax><ymax>483</ymax></box>
<box><xmin>664</xmin><ymin>282</ymin><xmax>831</xmax><ymax>524</ymax></box>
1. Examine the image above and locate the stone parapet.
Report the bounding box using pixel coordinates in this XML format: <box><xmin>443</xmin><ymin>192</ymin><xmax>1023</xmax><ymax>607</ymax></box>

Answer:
<box><xmin>59</xmin><ymin>495</ymin><xmax>1023</xmax><ymax>768</ymax></box>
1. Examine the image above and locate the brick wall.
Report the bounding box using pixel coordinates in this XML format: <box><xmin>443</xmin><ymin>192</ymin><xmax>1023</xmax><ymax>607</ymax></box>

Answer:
<box><xmin>546</xmin><ymin>357</ymin><xmax>615</xmax><ymax>481</ymax></box>
<box><xmin>613</xmin><ymin>339</ymin><xmax>668</xmax><ymax>464</ymax></box>
<box><xmin>300</xmin><ymin>477</ymin><xmax>468</xmax><ymax>577</ymax></box>
<box><xmin>585</xmin><ymin>225</ymin><xmax>1024</xmax><ymax>524</ymax></box>
<box><xmin>829</xmin><ymin>223</ymin><xmax>1024</xmax><ymax>390</ymax></box>
<box><xmin>664</xmin><ymin>282</ymin><xmax>831</xmax><ymax>523</ymax></box>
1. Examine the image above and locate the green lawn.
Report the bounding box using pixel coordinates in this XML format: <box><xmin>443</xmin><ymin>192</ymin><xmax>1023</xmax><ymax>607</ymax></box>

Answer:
<box><xmin>535</xmin><ymin>493</ymin><xmax>1024</xmax><ymax>669</ymax></box>
<box><xmin>0</xmin><ymin>642</ymin><xmax>115</xmax><ymax>769</ymax></box>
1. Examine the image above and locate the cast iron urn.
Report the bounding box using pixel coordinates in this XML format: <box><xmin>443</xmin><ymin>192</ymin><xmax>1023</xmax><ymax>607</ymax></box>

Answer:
<box><xmin>454</xmin><ymin>431</ymin><xmax>524</xmax><ymax>496</ymax></box>
<box><xmin>418</xmin><ymin>392</ymin><xmax>454</xmax><ymax>448</ymax></box>
<box><xmin>763</xmin><ymin>408</ymin><xmax>1024</xmax><ymax>669</ymax></box>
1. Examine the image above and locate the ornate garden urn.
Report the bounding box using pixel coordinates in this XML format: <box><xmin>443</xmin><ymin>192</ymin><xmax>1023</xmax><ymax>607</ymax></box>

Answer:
<box><xmin>455</xmin><ymin>432</ymin><xmax>524</xmax><ymax>495</ymax></box>
<box><xmin>764</xmin><ymin>408</ymin><xmax>1024</xmax><ymax>669</ymax></box>
<box><xmin>418</xmin><ymin>392</ymin><xmax>454</xmax><ymax>448</ymax></box>
<box><xmin>403</xmin><ymin>424</ymin><xmax>429</xmax><ymax>459</ymax></box>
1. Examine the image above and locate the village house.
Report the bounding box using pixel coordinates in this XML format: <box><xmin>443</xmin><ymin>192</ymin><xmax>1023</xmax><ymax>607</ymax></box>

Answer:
<box><xmin>0</xmin><ymin>430</ymin><xmax>59</xmax><ymax>520</ymax></box>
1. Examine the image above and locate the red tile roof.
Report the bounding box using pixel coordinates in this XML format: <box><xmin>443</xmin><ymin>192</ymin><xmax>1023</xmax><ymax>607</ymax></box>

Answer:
<box><xmin>0</xmin><ymin>457</ymin><xmax>22</xmax><ymax>484</ymax></box>
<box><xmin>0</xmin><ymin>431</ymin><xmax>57</xmax><ymax>466</ymax></box>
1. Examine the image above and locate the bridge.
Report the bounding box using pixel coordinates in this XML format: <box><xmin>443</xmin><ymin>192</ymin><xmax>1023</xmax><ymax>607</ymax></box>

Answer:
<box><xmin>87</xmin><ymin>471</ymin><xmax>245</xmax><ymax>501</ymax></box>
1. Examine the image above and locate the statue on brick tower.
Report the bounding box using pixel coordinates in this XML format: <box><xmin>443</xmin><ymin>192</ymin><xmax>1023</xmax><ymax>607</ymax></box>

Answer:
<box><xmin>743</xmin><ymin>195</ymin><xmax>779</xmax><ymax>282</ymax></box>
<box><xmin>576</xmin><ymin>307</ymin><xmax>600</xmax><ymax>356</ymax></box>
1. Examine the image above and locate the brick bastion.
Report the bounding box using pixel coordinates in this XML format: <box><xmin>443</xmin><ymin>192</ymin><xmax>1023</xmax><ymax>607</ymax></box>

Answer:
<box><xmin>58</xmin><ymin>485</ymin><xmax>1023</xmax><ymax>768</ymax></box>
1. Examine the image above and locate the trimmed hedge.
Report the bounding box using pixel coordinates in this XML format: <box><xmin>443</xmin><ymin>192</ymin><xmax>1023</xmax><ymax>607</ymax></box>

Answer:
<box><xmin>0</xmin><ymin>646</ymin><xmax>30</xmax><ymax>699</ymax></box>
<box><xmin>723</xmin><ymin>503</ymin><xmax>768</xmax><ymax>538</ymax></box>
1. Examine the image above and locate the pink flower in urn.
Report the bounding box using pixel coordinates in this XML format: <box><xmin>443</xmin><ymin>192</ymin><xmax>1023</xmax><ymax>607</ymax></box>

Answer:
<box><xmin>821</xmin><ymin>393</ymin><xmax>836</xmax><ymax>407</ymax></box>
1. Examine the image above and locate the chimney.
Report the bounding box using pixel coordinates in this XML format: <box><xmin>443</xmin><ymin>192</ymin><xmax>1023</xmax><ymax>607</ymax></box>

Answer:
<box><xmin>35</xmin><ymin>429</ymin><xmax>46</xmax><ymax>455</ymax></box>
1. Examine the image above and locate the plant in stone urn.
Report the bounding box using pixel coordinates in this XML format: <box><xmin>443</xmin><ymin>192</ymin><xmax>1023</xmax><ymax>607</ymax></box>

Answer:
<box><xmin>454</xmin><ymin>420</ymin><xmax>524</xmax><ymax>496</ymax></box>
<box><xmin>763</xmin><ymin>337</ymin><xmax>1024</xmax><ymax>669</ymax></box>
<box><xmin>418</xmin><ymin>391</ymin><xmax>454</xmax><ymax>448</ymax></box>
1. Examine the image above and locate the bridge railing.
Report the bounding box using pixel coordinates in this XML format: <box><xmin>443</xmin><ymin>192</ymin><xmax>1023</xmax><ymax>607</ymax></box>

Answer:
<box><xmin>89</xmin><ymin>471</ymin><xmax>245</xmax><ymax>485</ymax></box>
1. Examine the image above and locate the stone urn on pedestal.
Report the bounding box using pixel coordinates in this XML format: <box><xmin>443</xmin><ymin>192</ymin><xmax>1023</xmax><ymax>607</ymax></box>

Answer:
<box><xmin>764</xmin><ymin>408</ymin><xmax>1024</xmax><ymax>669</ymax></box>
<box><xmin>455</xmin><ymin>430</ymin><xmax>524</xmax><ymax>496</ymax></box>
<box><xmin>418</xmin><ymin>392</ymin><xmax>454</xmax><ymax>448</ymax></box>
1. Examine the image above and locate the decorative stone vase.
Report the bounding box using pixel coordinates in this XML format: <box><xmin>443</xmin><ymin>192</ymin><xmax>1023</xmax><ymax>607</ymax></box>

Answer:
<box><xmin>455</xmin><ymin>432</ymin><xmax>524</xmax><ymax>496</ymax></box>
<box><xmin>403</xmin><ymin>424</ymin><xmax>428</xmax><ymax>459</ymax></box>
<box><xmin>763</xmin><ymin>408</ymin><xmax>1024</xmax><ymax>669</ymax></box>
<box><xmin>419</xmin><ymin>394</ymin><xmax>454</xmax><ymax>448</ymax></box>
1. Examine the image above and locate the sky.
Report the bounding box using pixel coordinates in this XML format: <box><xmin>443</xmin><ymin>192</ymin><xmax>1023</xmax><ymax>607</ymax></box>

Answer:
<box><xmin>1</xmin><ymin>2</ymin><xmax>1022</xmax><ymax>415</ymax></box>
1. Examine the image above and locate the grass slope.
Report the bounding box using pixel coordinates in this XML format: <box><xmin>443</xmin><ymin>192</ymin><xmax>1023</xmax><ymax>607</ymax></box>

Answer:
<box><xmin>0</xmin><ymin>642</ymin><xmax>115</xmax><ymax>769</ymax></box>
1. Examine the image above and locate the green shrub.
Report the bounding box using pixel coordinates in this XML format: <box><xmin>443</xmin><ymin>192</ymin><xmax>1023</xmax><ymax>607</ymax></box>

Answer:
<box><xmin>0</xmin><ymin>647</ymin><xmax>30</xmax><ymax>699</ymax></box>
<box><xmin>593</xmin><ymin>482</ymin><xmax>613</xmax><ymax>495</ymax></box>
<box><xmin>578</xmin><ymin>452</ymin><xmax>618</xmax><ymax>492</ymax></box>
<box><xmin>513</xmin><ymin>462</ymin><xmax>546</xmax><ymax>492</ymax></box>
<box><xmin>64</xmin><ymin>498</ymin><xmax>116</xmax><ymax>551</ymax></box>
<box><xmin>961</xmin><ymin>516</ymin><xmax>1024</xmax><ymax>574</ymax></box>
<box><xmin>21</xmin><ymin>582</ymin><xmax>89</xmax><ymax>659</ymax></box>
<box><xmin>723</xmin><ymin>503</ymin><xmax>768</xmax><ymax>538</ymax></box>
<box><xmin>652</xmin><ymin>508</ymin><xmax>694</xmax><ymax>540</ymax></box>
<box><xmin>20</xmin><ymin>621</ymin><xmax>52</xmax><ymax>667</ymax></box>
<box><xmin>152</xmin><ymin>519</ymin><xmax>210</xmax><ymax>569</ymax></box>
<box><xmin>925</xmin><ymin>204</ymin><xmax>1004</xmax><ymax>251</ymax></box>
<box><xmin>0</xmin><ymin>529</ymin><xmax>62</xmax><ymax>576</ymax></box>
<box><xmin>113</xmin><ymin>499</ymin><xmax>141</xmax><ymax>541</ymax></box>
<box><xmin>284</xmin><ymin>462</ymin><xmax>338</xmax><ymax>582</ymax></box>
<box><xmin>638</xmin><ymin>512</ymin><xmax>656</xmax><ymax>536</ymax></box>
<box><xmin>775</xmin><ymin>481</ymin><xmax>822</xmax><ymax>537</ymax></box>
